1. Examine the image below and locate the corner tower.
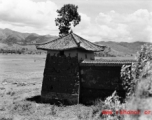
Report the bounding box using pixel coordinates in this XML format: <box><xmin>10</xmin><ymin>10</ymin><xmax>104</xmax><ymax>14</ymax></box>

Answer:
<box><xmin>36</xmin><ymin>33</ymin><xmax>106</xmax><ymax>104</ymax></box>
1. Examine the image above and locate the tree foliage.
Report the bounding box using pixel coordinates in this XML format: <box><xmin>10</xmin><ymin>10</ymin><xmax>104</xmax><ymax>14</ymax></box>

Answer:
<box><xmin>55</xmin><ymin>4</ymin><xmax>81</xmax><ymax>37</ymax></box>
<box><xmin>121</xmin><ymin>44</ymin><xmax>152</xmax><ymax>96</ymax></box>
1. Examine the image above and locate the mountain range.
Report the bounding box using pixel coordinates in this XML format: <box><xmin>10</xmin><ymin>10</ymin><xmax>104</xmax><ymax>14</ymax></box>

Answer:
<box><xmin>95</xmin><ymin>41</ymin><xmax>150</xmax><ymax>56</ymax></box>
<box><xmin>0</xmin><ymin>28</ymin><xmax>57</xmax><ymax>45</ymax></box>
<box><xmin>0</xmin><ymin>28</ymin><xmax>151</xmax><ymax>56</ymax></box>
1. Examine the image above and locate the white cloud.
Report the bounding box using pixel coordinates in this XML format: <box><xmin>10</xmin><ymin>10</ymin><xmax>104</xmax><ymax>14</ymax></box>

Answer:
<box><xmin>0</xmin><ymin>0</ymin><xmax>151</xmax><ymax>43</ymax></box>
<box><xmin>74</xmin><ymin>9</ymin><xmax>152</xmax><ymax>42</ymax></box>
<box><xmin>0</xmin><ymin>0</ymin><xmax>58</xmax><ymax>35</ymax></box>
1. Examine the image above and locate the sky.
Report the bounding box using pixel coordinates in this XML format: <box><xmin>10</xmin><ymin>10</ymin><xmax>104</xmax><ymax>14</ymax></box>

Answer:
<box><xmin>0</xmin><ymin>0</ymin><xmax>152</xmax><ymax>42</ymax></box>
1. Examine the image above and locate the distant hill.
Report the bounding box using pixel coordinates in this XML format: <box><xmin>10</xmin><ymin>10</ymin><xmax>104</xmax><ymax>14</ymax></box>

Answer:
<box><xmin>0</xmin><ymin>28</ymin><xmax>150</xmax><ymax>56</ymax></box>
<box><xmin>0</xmin><ymin>28</ymin><xmax>57</xmax><ymax>45</ymax></box>
<box><xmin>0</xmin><ymin>28</ymin><xmax>58</xmax><ymax>54</ymax></box>
<box><xmin>95</xmin><ymin>41</ymin><xmax>151</xmax><ymax>57</ymax></box>
<box><xmin>118</xmin><ymin>42</ymin><xmax>149</xmax><ymax>53</ymax></box>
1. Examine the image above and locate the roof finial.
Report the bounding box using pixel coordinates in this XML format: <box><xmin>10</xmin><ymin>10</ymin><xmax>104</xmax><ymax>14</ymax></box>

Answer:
<box><xmin>78</xmin><ymin>41</ymin><xmax>81</xmax><ymax>47</ymax></box>
<box><xmin>70</xmin><ymin>29</ymin><xmax>73</xmax><ymax>34</ymax></box>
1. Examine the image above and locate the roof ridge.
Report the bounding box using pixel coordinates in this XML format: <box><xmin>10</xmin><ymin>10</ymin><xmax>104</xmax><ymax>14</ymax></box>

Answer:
<box><xmin>72</xmin><ymin>33</ymin><xmax>106</xmax><ymax>48</ymax></box>
<box><xmin>71</xmin><ymin>33</ymin><xmax>80</xmax><ymax>47</ymax></box>
<box><xmin>81</xmin><ymin>59</ymin><xmax>136</xmax><ymax>65</ymax></box>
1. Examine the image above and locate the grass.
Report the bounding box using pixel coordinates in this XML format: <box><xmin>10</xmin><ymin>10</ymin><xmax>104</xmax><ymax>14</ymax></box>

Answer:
<box><xmin>0</xmin><ymin>54</ymin><xmax>140</xmax><ymax>120</ymax></box>
<box><xmin>0</xmin><ymin>54</ymin><xmax>107</xmax><ymax>120</ymax></box>
<box><xmin>0</xmin><ymin>100</ymin><xmax>104</xmax><ymax>120</ymax></box>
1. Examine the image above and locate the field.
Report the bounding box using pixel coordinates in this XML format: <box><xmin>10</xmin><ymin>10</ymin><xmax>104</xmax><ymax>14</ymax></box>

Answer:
<box><xmin>0</xmin><ymin>54</ymin><xmax>102</xmax><ymax>120</ymax></box>
<box><xmin>2</xmin><ymin>54</ymin><xmax>150</xmax><ymax>120</ymax></box>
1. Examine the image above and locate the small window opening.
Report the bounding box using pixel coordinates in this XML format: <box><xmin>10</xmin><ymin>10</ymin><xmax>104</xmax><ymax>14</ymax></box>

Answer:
<box><xmin>85</xmin><ymin>54</ymin><xmax>87</xmax><ymax>59</ymax></box>
<box><xmin>50</xmin><ymin>85</ymin><xmax>53</xmax><ymax>90</ymax></box>
<box><xmin>59</xmin><ymin>51</ymin><xmax>64</xmax><ymax>56</ymax></box>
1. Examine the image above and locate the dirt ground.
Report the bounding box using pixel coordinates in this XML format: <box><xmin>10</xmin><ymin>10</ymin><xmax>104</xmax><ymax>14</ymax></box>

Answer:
<box><xmin>0</xmin><ymin>54</ymin><xmax>99</xmax><ymax>120</ymax></box>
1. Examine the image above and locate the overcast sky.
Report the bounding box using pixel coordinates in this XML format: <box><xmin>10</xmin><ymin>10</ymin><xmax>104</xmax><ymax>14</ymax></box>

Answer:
<box><xmin>0</xmin><ymin>0</ymin><xmax>152</xmax><ymax>42</ymax></box>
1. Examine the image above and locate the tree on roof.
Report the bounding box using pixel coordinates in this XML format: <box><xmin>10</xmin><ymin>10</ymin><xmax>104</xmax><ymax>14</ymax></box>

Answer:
<box><xmin>55</xmin><ymin>4</ymin><xmax>81</xmax><ymax>37</ymax></box>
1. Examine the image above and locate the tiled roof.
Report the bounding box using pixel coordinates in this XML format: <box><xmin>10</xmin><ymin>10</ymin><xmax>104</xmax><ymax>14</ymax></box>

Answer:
<box><xmin>80</xmin><ymin>57</ymin><xmax>136</xmax><ymax>66</ymax></box>
<box><xmin>36</xmin><ymin>33</ymin><xmax>106</xmax><ymax>52</ymax></box>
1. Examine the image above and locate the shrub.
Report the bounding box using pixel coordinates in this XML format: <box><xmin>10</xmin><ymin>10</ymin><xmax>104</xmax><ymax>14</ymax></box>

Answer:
<box><xmin>125</xmin><ymin>76</ymin><xmax>152</xmax><ymax>120</ymax></box>
<box><xmin>91</xmin><ymin>91</ymin><xmax>124</xmax><ymax>120</ymax></box>
<box><xmin>121</xmin><ymin>44</ymin><xmax>152</xmax><ymax>96</ymax></box>
<box><xmin>121</xmin><ymin>44</ymin><xmax>152</xmax><ymax>120</ymax></box>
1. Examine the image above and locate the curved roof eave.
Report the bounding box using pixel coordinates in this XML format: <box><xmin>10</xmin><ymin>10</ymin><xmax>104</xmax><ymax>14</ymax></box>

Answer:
<box><xmin>36</xmin><ymin>32</ymin><xmax>107</xmax><ymax>52</ymax></box>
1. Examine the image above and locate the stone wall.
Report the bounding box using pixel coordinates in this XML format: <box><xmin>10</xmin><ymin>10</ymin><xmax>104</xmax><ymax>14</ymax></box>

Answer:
<box><xmin>80</xmin><ymin>66</ymin><xmax>125</xmax><ymax>105</ymax></box>
<box><xmin>41</xmin><ymin>53</ymin><xmax>80</xmax><ymax>104</ymax></box>
<box><xmin>41</xmin><ymin>50</ymin><xmax>126</xmax><ymax>105</ymax></box>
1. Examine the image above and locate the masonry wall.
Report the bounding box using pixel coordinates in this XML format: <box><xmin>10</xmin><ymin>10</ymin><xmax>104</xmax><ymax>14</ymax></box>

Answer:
<box><xmin>41</xmin><ymin>49</ymin><xmax>95</xmax><ymax>104</ymax></box>
<box><xmin>80</xmin><ymin>66</ymin><xmax>125</xmax><ymax>105</ymax></box>
<box><xmin>41</xmin><ymin>52</ymin><xmax>79</xmax><ymax>104</ymax></box>
<box><xmin>41</xmin><ymin>49</ymin><xmax>127</xmax><ymax>105</ymax></box>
